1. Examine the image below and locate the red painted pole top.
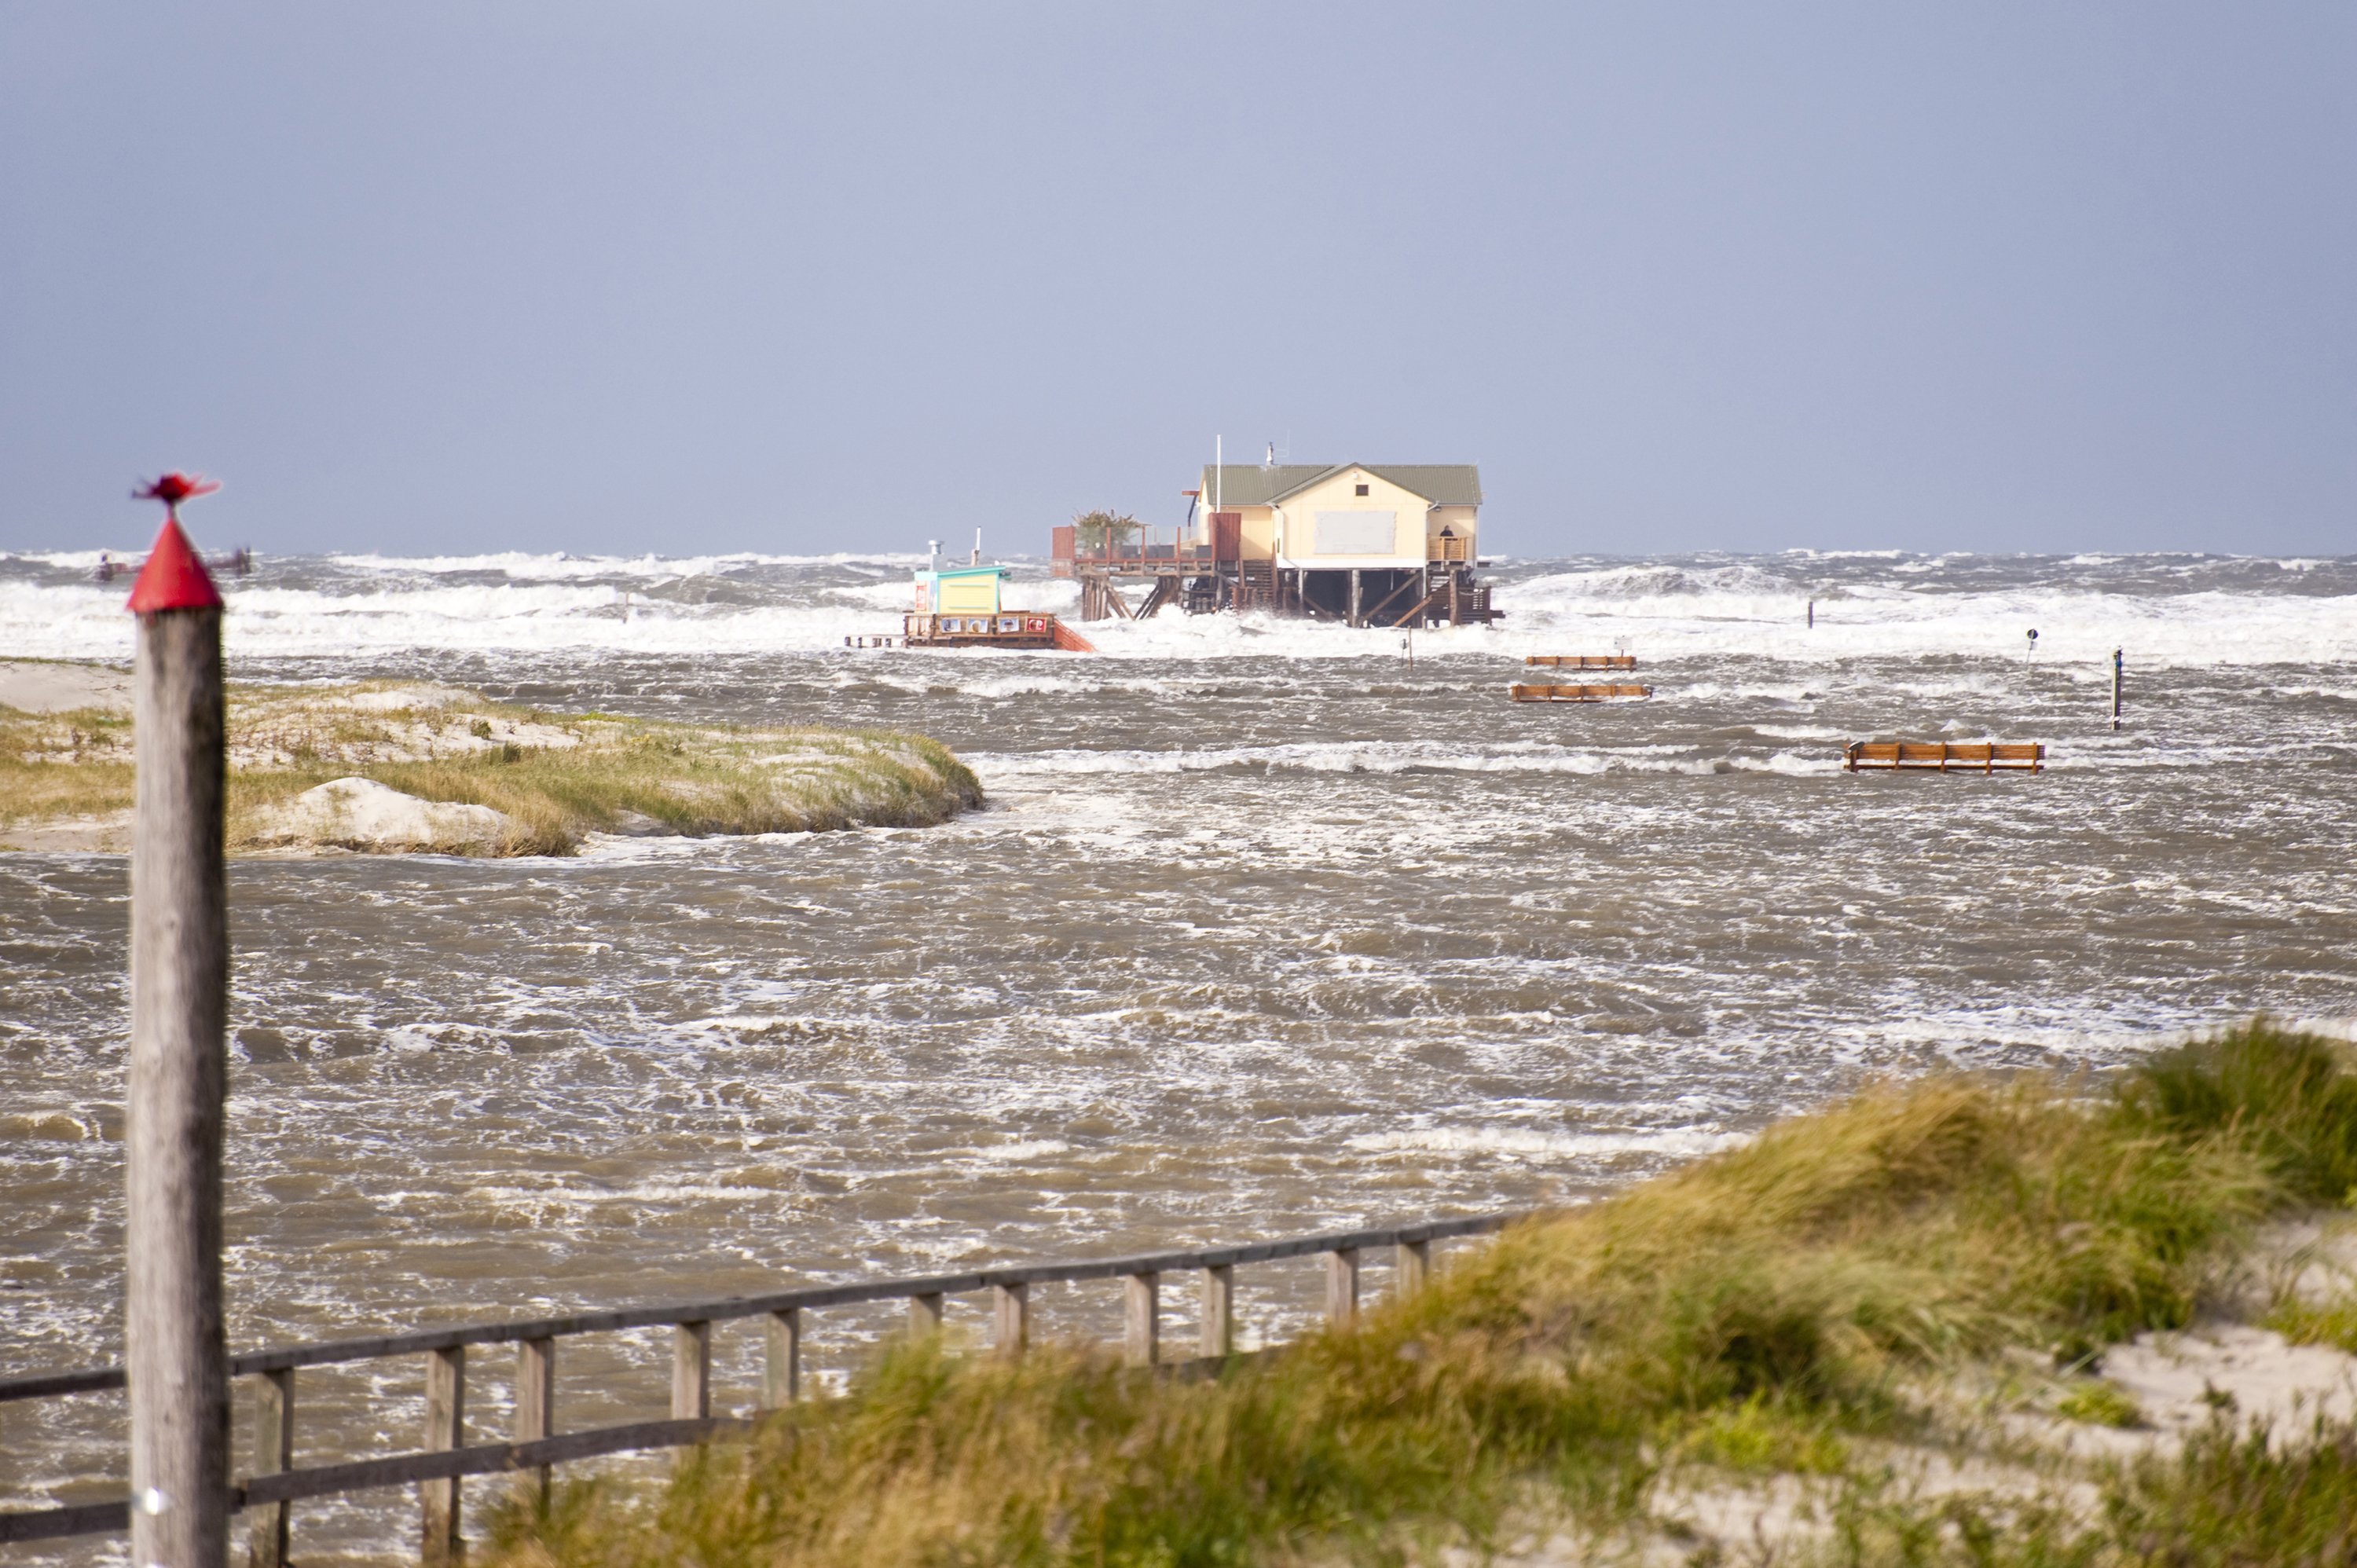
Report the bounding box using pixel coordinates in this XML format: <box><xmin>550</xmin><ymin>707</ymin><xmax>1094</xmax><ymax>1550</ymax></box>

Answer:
<box><xmin>127</xmin><ymin>473</ymin><xmax>225</xmax><ymax>613</ymax></box>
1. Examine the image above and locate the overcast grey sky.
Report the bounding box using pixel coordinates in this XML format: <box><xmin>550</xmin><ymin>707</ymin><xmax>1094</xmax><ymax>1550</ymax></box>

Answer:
<box><xmin>3</xmin><ymin>3</ymin><xmax>2351</xmax><ymax>559</ymax></box>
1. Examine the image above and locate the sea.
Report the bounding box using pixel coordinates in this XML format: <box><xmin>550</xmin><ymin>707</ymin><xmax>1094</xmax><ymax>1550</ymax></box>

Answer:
<box><xmin>2</xmin><ymin>547</ymin><xmax>2354</xmax><ymax>1557</ymax></box>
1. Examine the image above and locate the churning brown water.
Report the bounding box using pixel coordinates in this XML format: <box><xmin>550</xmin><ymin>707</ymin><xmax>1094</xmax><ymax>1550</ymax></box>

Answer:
<box><xmin>3</xmin><ymin>548</ymin><xmax>2354</xmax><ymax>1558</ymax></box>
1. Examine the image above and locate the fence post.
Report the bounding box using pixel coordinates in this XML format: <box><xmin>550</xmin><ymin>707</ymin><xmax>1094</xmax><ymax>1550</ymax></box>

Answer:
<box><xmin>1395</xmin><ymin>1239</ymin><xmax>1431</xmax><ymax>1299</ymax></box>
<box><xmin>515</xmin><ymin>1338</ymin><xmax>555</xmax><ymax>1510</ymax></box>
<box><xmin>764</xmin><ymin>1309</ymin><xmax>801</xmax><ymax>1407</ymax></box>
<box><xmin>992</xmin><ymin>1284</ymin><xmax>1029</xmax><ymax>1360</ymax></box>
<box><xmin>420</xmin><ymin>1346</ymin><xmax>465</xmax><ymax>1566</ymax></box>
<box><xmin>909</xmin><ymin>1293</ymin><xmax>944</xmax><ymax>1337</ymax></box>
<box><xmin>1124</xmin><ymin>1273</ymin><xmax>1160</xmax><ymax>1367</ymax></box>
<box><xmin>1325</xmin><ymin>1248</ymin><xmax>1361</xmax><ymax>1327</ymax></box>
<box><xmin>125</xmin><ymin>481</ymin><xmax>230</xmax><ymax>1568</ymax></box>
<box><xmin>673</xmin><ymin>1322</ymin><xmax>711</xmax><ymax>1420</ymax></box>
<box><xmin>247</xmin><ymin>1369</ymin><xmax>293</xmax><ymax>1568</ymax></box>
<box><xmin>1199</xmin><ymin>1266</ymin><xmax>1234</xmax><ymax>1359</ymax></box>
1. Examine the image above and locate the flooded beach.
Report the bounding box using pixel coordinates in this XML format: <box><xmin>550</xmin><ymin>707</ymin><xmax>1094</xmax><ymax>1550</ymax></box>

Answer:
<box><xmin>4</xmin><ymin>548</ymin><xmax>2354</xmax><ymax>1555</ymax></box>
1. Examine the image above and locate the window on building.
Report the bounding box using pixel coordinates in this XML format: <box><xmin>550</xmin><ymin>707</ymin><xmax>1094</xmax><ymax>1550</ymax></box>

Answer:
<box><xmin>1354</xmin><ymin>482</ymin><xmax>1369</xmax><ymax>496</ymax></box>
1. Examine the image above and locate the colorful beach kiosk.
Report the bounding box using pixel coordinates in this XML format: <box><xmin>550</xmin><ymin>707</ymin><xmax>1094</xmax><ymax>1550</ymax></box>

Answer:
<box><xmin>904</xmin><ymin>564</ymin><xmax>1094</xmax><ymax>650</ymax></box>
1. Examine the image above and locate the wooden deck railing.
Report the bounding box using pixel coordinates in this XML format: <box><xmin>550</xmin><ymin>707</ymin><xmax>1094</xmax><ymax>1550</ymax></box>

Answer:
<box><xmin>0</xmin><ymin>1211</ymin><xmax>1516</xmax><ymax>1554</ymax></box>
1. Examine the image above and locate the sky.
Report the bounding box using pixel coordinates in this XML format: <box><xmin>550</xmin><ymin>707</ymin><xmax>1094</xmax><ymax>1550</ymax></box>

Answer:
<box><xmin>2</xmin><ymin>2</ymin><xmax>2352</xmax><ymax>559</ymax></box>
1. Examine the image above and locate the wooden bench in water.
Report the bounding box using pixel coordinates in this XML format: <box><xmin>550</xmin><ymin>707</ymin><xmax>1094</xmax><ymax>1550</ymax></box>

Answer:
<box><xmin>1843</xmin><ymin>742</ymin><xmax>2045</xmax><ymax>774</ymax></box>
<box><xmin>1510</xmin><ymin>683</ymin><xmax>1651</xmax><ymax>702</ymax></box>
<box><xmin>0</xmin><ymin>1211</ymin><xmax>1515</xmax><ymax>1556</ymax></box>
<box><xmin>1525</xmin><ymin>654</ymin><xmax>1637</xmax><ymax>670</ymax></box>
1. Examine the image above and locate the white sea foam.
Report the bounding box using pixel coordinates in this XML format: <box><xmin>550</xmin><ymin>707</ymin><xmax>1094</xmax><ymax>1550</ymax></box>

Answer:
<box><xmin>1346</xmin><ymin>1126</ymin><xmax>1746</xmax><ymax>1160</ymax></box>
<box><xmin>974</xmin><ymin>1139</ymin><xmax>1072</xmax><ymax>1162</ymax></box>
<box><xmin>5</xmin><ymin>550</ymin><xmax>2353</xmax><ymax>665</ymax></box>
<box><xmin>970</xmin><ymin>740</ymin><xmax>1843</xmax><ymax>780</ymax></box>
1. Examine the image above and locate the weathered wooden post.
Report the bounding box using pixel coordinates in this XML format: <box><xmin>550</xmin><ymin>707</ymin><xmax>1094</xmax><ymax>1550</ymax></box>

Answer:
<box><xmin>672</xmin><ymin>1321</ymin><xmax>712</xmax><ymax>1419</ymax></box>
<box><xmin>1395</xmin><ymin>1238</ymin><xmax>1431</xmax><ymax>1299</ymax></box>
<box><xmin>2111</xmin><ymin>648</ymin><xmax>2124</xmax><ymax>731</ymax></box>
<box><xmin>420</xmin><ymin>1346</ymin><xmax>465</xmax><ymax>1566</ymax></box>
<box><xmin>1325</xmin><ymin>1248</ymin><xmax>1360</xmax><ymax>1328</ymax></box>
<box><xmin>514</xmin><ymin>1337</ymin><xmax>555</xmax><ymax>1509</ymax></box>
<box><xmin>1123</xmin><ymin>1273</ymin><xmax>1159</xmax><ymax>1368</ymax></box>
<box><xmin>247</xmin><ymin>1369</ymin><xmax>293</xmax><ymax>1568</ymax></box>
<box><xmin>909</xmin><ymin>1292</ymin><xmax>944</xmax><ymax>1336</ymax></box>
<box><xmin>763</xmin><ymin>1309</ymin><xmax>802</xmax><ymax>1407</ymax></box>
<box><xmin>992</xmin><ymin>1284</ymin><xmax>1029</xmax><ymax>1360</ymax></box>
<box><xmin>124</xmin><ymin>475</ymin><xmax>230</xmax><ymax>1568</ymax></box>
<box><xmin>1198</xmin><ymin>1266</ymin><xmax>1234</xmax><ymax>1359</ymax></box>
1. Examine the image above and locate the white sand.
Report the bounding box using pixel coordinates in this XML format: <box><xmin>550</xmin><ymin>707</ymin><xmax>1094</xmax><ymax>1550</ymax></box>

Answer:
<box><xmin>251</xmin><ymin>778</ymin><xmax>511</xmax><ymax>852</ymax></box>
<box><xmin>1492</xmin><ymin>1222</ymin><xmax>2357</xmax><ymax>1564</ymax></box>
<box><xmin>0</xmin><ymin>659</ymin><xmax>130</xmax><ymax>713</ymax></box>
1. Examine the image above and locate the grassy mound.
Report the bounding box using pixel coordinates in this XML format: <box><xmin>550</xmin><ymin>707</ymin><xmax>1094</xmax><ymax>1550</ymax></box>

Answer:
<box><xmin>488</xmin><ymin>1021</ymin><xmax>2357</xmax><ymax>1566</ymax></box>
<box><xmin>0</xmin><ymin>681</ymin><xmax>981</xmax><ymax>855</ymax></box>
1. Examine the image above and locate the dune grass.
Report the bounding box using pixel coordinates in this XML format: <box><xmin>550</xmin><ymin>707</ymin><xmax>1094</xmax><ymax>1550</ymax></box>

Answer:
<box><xmin>0</xmin><ymin>683</ymin><xmax>981</xmax><ymax>855</ymax></box>
<box><xmin>0</xmin><ymin>703</ymin><xmax>134</xmax><ymax>826</ymax></box>
<box><xmin>485</xmin><ymin>1021</ymin><xmax>2357</xmax><ymax>1567</ymax></box>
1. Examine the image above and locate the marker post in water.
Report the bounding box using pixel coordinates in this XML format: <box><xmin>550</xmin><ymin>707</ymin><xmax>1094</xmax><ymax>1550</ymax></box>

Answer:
<box><xmin>2112</xmin><ymin>648</ymin><xmax>2125</xmax><ymax>731</ymax></box>
<box><xmin>124</xmin><ymin>474</ymin><xmax>230</xmax><ymax>1568</ymax></box>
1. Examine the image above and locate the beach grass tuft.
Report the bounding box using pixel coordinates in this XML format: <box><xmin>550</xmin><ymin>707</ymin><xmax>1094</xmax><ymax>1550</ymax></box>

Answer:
<box><xmin>484</xmin><ymin>1019</ymin><xmax>2357</xmax><ymax>1567</ymax></box>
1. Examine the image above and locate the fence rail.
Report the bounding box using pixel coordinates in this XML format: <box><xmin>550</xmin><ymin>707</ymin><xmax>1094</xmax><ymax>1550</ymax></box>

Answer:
<box><xmin>1</xmin><ymin>1211</ymin><xmax>1518</xmax><ymax>1550</ymax></box>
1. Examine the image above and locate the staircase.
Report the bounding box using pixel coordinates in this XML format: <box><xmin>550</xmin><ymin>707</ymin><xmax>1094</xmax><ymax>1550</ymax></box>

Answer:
<box><xmin>1237</xmin><ymin>560</ymin><xmax>1276</xmax><ymax>611</ymax></box>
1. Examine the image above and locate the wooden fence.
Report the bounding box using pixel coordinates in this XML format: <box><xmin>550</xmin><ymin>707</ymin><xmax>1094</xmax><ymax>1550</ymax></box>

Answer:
<box><xmin>0</xmin><ymin>1211</ymin><xmax>1514</xmax><ymax>1557</ymax></box>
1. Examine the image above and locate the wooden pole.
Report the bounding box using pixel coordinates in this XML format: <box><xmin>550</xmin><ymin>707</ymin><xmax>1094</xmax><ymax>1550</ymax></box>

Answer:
<box><xmin>515</xmin><ymin>1337</ymin><xmax>555</xmax><ymax>1511</ymax></box>
<box><xmin>126</xmin><ymin>489</ymin><xmax>229</xmax><ymax>1568</ymax></box>
<box><xmin>992</xmin><ymin>1284</ymin><xmax>1029</xmax><ymax>1360</ymax></box>
<box><xmin>764</xmin><ymin>1309</ymin><xmax>801</xmax><ymax>1407</ymax></box>
<box><xmin>246</xmin><ymin>1370</ymin><xmax>293</xmax><ymax>1568</ymax></box>
<box><xmin>1123</xmin><ymin>1273</ymin><xmax>1159</xmax><ymax>1368</ymax></box>
<box><xmin>1395</xmin><ymin>1239</ymin><xmax>1430</xmax><ymax>1299</ymax></box>
<box><xmin>1198</xmin><ymin>1266</ymin><xmax>1233</xmax><ymax>1359</ymax></box>
<box><xmin>420</xmin><ymin>1347</ymin><xmax>464</xmax><ymax>1566</ymax></box>
<box><xmin>671</xmin><ymin>1321</ymin><xmax>711</xmax><ymax>1420</ymax></box>
<box><xmin>909</xmin><ymin>1292</ymin><xmax>944</xmax><ymax>1337</ymax></box>
<box><xmin>2112</xmin><ymin>647</ymin><xmax>2124</xmax><ymax>731</ymax></box>
<box><xmin>1325</xmin><ymin>1248</ymin><xmax>1360</xmax><ymax>1327</ymax></box>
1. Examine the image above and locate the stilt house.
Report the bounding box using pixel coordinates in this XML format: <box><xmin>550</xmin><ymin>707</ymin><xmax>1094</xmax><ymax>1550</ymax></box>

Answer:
<box><xmin>1054</xmin><ymin>461</ymin><xmax>1499</xmax><ymax>625</ymax></box>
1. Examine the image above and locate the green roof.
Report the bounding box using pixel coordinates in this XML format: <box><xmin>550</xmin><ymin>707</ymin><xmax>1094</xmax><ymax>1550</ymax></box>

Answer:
<box><xmin>1197</xmin><ymin>463</ymin><xmax>1482</xmax><ymax>508</ymax></box>
<box><xmin>916</xmin><ymin>564</ymin><xmax>1012</xmax><ymax>580</ymax></box>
